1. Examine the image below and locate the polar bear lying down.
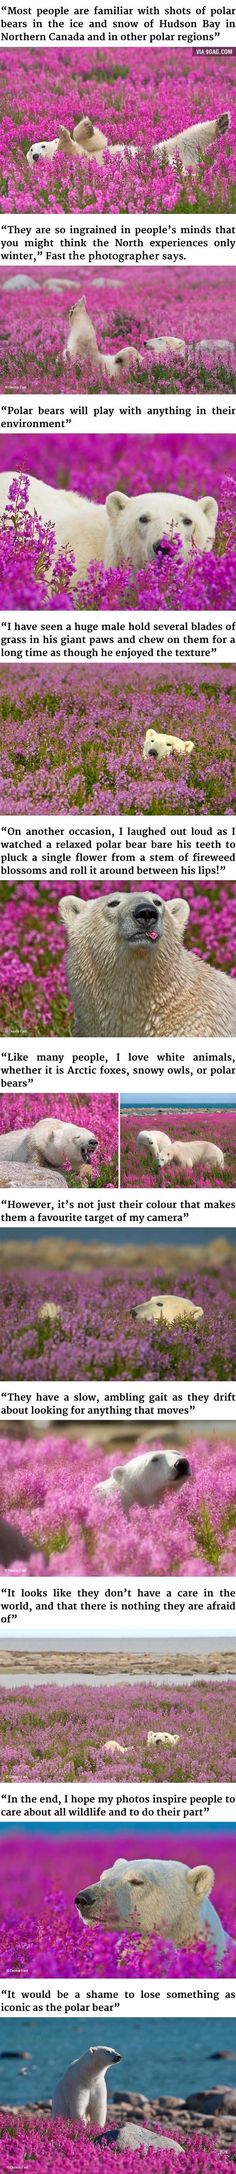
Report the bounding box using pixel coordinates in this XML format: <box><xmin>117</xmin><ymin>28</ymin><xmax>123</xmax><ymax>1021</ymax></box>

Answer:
<box><xmin>0</xmin><ymin>475</ymin><xmax>219</xmax><ymax>585</ymax></box>
<box><xmin>27</xmin><ymin>111</ymin><xmax>230</xmax><ymax>175</ymax></box>
<box><xmin>75</xmin><ymin>1856</ymin><xmax>233</xmax><ymax>1959</ymax></box>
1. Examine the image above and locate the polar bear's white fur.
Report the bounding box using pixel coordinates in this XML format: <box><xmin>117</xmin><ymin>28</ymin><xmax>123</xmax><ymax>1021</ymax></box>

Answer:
<box><xmin>66</xmin><ymin>111</ymin><xmax>230</xmax><ymax>175</ymax></box>
<box><xmin>137</xmin><ymin>1128</ymin><xmax>173</xmax><ymax>1165</ymax></box>
<box><xmin>75</xmin><ymin>1855</ymin><xmax>230</xmax><ymax>1959</ymax></box>
<box><xmin>64</xmin><ymin>296</ymin><xmax>99</xmax><ymax>364</ymax></box>
<box><xmin>37</xmin><ymin>1301</ymin><xmax>62</xmax><ymax>1330</ymax></box>
<box><xmin>147</xmin><ymin>1731</ymin><xmax>180</xmax><ymax>1747</ymax></box>
<box><xmin>95</xmin><ymin>1446</ymin><xmax>190</xmax><ymax>1517</ymax></box>
<box><xmin>0</xmin><ymin>476</ymin><xmax>219</xmax><ymax>587</ymax></box>
<box><xmin>99</xmin><ymin>346</ymin><xmax>142</xmax><ymax>379</ymax></box>
<box><xmin>104</xmin><ymin>1740</ymin><xmax>128</xmax><ymax>1756</ymax></box>
<box><xmin>0</xmin><ymin>1118</ymin><xmax>97</xmax><ymax>1172</ymax></box>
<box><xmin>137</xmin><ymin>1128</ymin><xmax>224</xmax><ymax>1174</ymax></box>
<box><xmin>147</xmin><ymin>338</ymin><xmax>186</xmax><ymax>360</ymax></box>
<box><xmin>134</xmin><ymin>1295</ymin><xmax>203</xmax><ymax>1327</ymax></box>
<box><xmin>143</xmin><ymin>730</ymin><xmax>194</xmax><ymax>760</ymax></box>
<box><xmin>27</xmin><ymin>111</ymin><xmax>230</xmax><ymax>175</ymax></box>
<box><xmin>52</xmin><ymin>2043</ymin><xmax>121</xmax><ymax>2122</ymax></box>
<box><xmin>164</xmin><ymin>1137</ymin><xmax>225</xmax><ymax>1172</ymax></box>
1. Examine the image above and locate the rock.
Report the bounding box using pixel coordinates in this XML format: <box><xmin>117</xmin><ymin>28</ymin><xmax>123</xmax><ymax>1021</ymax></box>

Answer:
<box><xmin>3</xmin><ymin>275</ymin><xmax>36</xmax><ymax>289</ymax></box>
<box><xmin>115</xmin><ymin>2123</ymin><xmax>183</xmax><ymax>2155</ymax></box>
<box><xmin>186</xmin><ymin>2089</ymin><xmax>236</xmax><ymax>2115</ymax></box>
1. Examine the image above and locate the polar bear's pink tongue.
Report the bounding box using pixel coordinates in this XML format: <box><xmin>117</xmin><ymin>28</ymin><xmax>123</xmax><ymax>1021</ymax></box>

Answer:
<box><xmin>148</xmin><ymin>929</ymin><xmax>158</xmax><ymax>942</ymax></box>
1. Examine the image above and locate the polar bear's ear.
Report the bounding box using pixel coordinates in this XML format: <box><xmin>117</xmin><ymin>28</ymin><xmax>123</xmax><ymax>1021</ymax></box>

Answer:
<box><xmin>59</xmin><ymin>895</ymin><xmax>84</xmax><ymax>929</ymax></box>
<box><xmin>106</xmin><ymin>491</ymin><xmax>129</xmax><ymax>524</ymax></box>
<box><xmin>198</xmin><ymin>495</ymin><xmax>218</xmax><ymax>541</ymax></box>
<box><xmin>168</xmin><ymin>897</ymin><xmax>190</xmax><ymax>937</ymax></box>
<box><xmin>187</xmin><ymin>1865</ymin><xmax>214</xmax><ymax>1899</ymax></box>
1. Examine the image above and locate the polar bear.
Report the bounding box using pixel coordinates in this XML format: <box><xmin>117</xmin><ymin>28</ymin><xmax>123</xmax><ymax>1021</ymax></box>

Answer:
<box><xmin>0</xmin><ymin>1118</ymin><xmax>97</xmax><ymax>1174</ymax></box>
<box><xmin>52</xmin><ymin>2043</ymin><xmax>121</xmax><ymax>2122</ymax></box>
<box><xmin>143</xmin><ymin>730</ymin><xmax>194</xmax><ymax>760</ymax></box>
<box><xmin>0</xmin><ymin>476</ymin><xmax>219</xmax><ymax>588</ymax></box>
<box><xmin>64</xmin><ymin>296</ymin><xmax>99</xmax><ymax>364</ymax></box>
<box><xmin>65</xmin><ymin>111</ymin><xmax>230</xmax><ymax>176</ymax></box>
<box><xmin>75</xmin><ymin>1856</ymin><xmax>231</xmax><ymax>1960</ymax></box>
<box><xmin>147</xmin><ymin>1732</ymin><xmax>179</xmax><ymax>1747</ymax></box>
<box><xmin>95</xmin><ymin>1446</ymin><xmax>190</xmax><ymax>1517</ymax></box>
<box><xmin>164</xmin><ymin>1137</ymin><xmax>225</xmax><ymax>1173</ymax></box>
<box><xmin>134</xmin><ymin>1295</ymin><xmax>203</xmax><ymax>1327</ymax></box>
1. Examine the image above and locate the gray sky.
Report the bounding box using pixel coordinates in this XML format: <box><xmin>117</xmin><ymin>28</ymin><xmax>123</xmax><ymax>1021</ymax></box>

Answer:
<box><xmin>2</xmin><ymin>1636</ymin><xmax>235</xmax><ymax>1655</ymax></box>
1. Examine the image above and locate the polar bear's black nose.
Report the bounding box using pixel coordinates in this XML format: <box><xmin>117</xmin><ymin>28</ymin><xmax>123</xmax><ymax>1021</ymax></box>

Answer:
<box><xmin>75</xmin><ymin>1887</ymin><xmax>93</xmax><ymax>1908</ymax></box>
<box><xmin>153</xmin><ymin>540</ymin><xmax>170</xmax><ymax>556</ymax></box>
<box><xmin>174</xmin><ymin>1457</ymin><xmax>190</xmax><ymax>1482</ymax></box>
<box><xmin>133</xmin><ymin>899</ymin><xmax>163</xmax><ymax>934</ymax></box>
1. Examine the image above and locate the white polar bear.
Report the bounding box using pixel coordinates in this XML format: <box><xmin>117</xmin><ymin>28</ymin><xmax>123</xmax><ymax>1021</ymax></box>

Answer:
<box><xmin>103</xmin><ymin>1740</ymin><xmax>128</xmax><ymax>1756</ymax></box>
<box><xmin>134</xmin><ymin>1295</ymin><xmax>203</xmax><ymax>1327</ymax></box>
<box><xmin>36</xmin><ymin>1301</ymin><xmax>62</xmax><ymax>1331</ymax></box>
<box><xmin>0</xmin><ymin>475</ymin><xmax>219</xmax><ymax>587</ymax></box>
<box><xmin>64</xmin><ymin>295</ymin><xmax>99</xmax><ymax>364</ymax></box>
<box><xmin>147</xmin><ymin>1731</ymin><xmax>180</xmax><ymax>1747</ymax></box>
<box><xmin>75</xmin><ymin>1856</ymin><xmax>232</xmax><ymax>1960</ymax></box>
<box><xmin>95</xmin><ymin>1446</ymin><xmax>190</xmax><ymax>1518</ymax></box>
<box><xmin>52</xmin><ymin>2043</ymin><xmax>121</xmax><ymax>2122</ymax></box>
<box><xmin>164</xmin><ymin>1137</ymin><xmax>225</xmax><ymax>1173</ymax></box>
<box><xmin>143</xmin><ymin>730</ymin><xmax>194</xmax><ymax>761</ymax></box>
<box><xmin>0</xmin><ymin>1118</ymin><xmax>97</xmax><ymax>1173</ymax></box>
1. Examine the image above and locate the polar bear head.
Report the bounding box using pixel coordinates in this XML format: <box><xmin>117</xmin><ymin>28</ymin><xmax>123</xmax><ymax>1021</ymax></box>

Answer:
<box><xmin>104</xmin><ymin>489</ymin><xmax>218</xmax><ymax>568</ymax></box>
<box><xmin>75</xmin><ymin>1856</ymin><xmax>215</xmax><ymax>1947</ymax></box>
<box><xmin>33</xmin><ymin>1119</ymin><xmax>97</xmax><ymax>1169</ymax></box>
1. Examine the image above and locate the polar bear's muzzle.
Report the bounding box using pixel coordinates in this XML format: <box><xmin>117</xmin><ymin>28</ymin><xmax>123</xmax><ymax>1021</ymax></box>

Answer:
<box><xmin>130</xmin><ymin>898</ymin><xmax>164</xmax><ymax>944</ymax></box>
<box><xmin>152</xmin><ymin>539</ymin><xmax>171</xmax><ymax>557</ymax></box>
<box><xmin>75</xmin><ymin>1886</ymin><xmax>97</xmax><ymax>1919</ymax></box>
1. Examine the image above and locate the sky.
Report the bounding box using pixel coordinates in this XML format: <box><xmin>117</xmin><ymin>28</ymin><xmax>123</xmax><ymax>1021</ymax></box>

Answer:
<box><xmin>3</xmin><ymin>1635</ymin><xmax>235</xmax><ymax>1655</ymax></box>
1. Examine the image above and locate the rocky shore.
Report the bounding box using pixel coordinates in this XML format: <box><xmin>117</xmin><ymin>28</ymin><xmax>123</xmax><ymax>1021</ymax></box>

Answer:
<box><xmin>0</xmin><ymin>1650</ymin><xmax>235</xmax><ymax>1676</ymax></box>
<box><xmin>3</xmin><ymin>2089</ymin><xmax>236</xmax><ymax>2149</ymax></box>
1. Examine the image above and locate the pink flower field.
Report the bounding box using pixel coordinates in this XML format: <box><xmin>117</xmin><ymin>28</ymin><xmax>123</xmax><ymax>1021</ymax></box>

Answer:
<box><xmin>0</xmin><ymin>1426</ymin><xmax>235</xmax><ymax>1572</ymax></box>
<box><xmin>1</xmin><ymin>267</ymin><xmax>236</xmax><ymax>395</ymax></box>
<box><xmin>0</xmin><ymin>2128</ymin><xmax>235</xmax><ymax>2174</ymax></box>
<box><xmin>0</xmin><ymin>879</ymin><xmax>235</xmax><ymax>1038</ymax></box>
<box><xmin>0</xmin><ymin>1234</ymin><xmax>235</xmax><ymax>1379</ymax></box>
<box><xmin>120</xmin><ymin>1107</ymin><xmax>236</xmax><ymax>1190</ymax></box>
<box><xmin>0</xmin><ymin>1824</ymin><xmax>235</xmax><ymax>1977</ymax></box>
<box><xmin>0</xmin><ymin>662</ymin><xmax>235</xmax><ymax>819</ymax></box>
<box><xmin>0</xmin><ymin>1092</ymin><xmax>118</xmax><ymax>1189</ymax></box>
<box><xmin>0</xmin><ymin>433</ymin><xmax>236</xmax><ymax>611</ymax></box>
<box><xmin>1</xmin><ymin>1677</ymin><xmax>236</xmax><ymax>1782</ymax></box>
<box><xmin>0</xmin><ymin>47</ymin><xmax>235</xmax><ymax>214</ymax></box>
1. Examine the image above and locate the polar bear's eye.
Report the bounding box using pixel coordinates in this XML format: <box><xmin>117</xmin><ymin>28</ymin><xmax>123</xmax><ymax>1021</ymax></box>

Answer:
<box><xmin>139</xmin><ymin>514</ymin><xmax>150</xmax><ymax>526</ymax></box>
<box><xmin>130</xmin><ymin>1876</ymin><xmax>144</xmax><ymax>1886</ymax></box>
<box><xmin>107</xmin><ymin>896</ymin><xmax>120</xmax><ymax>908</ymax></box>
<box><xmin>182</xmin><ymin>516</ymin><xmax>192</xmax><ymax>527</ymax></box>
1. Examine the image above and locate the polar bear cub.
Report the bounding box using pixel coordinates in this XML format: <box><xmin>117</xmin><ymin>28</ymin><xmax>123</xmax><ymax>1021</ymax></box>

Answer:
<box><xmin>53</xmin><ymin>2043</ymin><xmax>121</xmax><ymax>2123</ymax></box>
<box><xmin>0</xmin><ymin>476</ymin><xmax>219</xmax><ymax>585</ymax></box>
<box><xmin>75</xmin><ymin>1856</ymin><xmax>231</xmax><ymax>1959</ymax></box>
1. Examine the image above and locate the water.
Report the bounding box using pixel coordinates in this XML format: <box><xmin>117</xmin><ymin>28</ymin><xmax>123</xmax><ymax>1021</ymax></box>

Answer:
<box><xmin>0</xmin><ymin>1671</ymin><xmax>235</xmax><ymax>1687</ymax></box>
<box><xmin>0</xmin><ymin>2015</ymin><xmax>236</xmax><ymax>2108</ymax></box>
